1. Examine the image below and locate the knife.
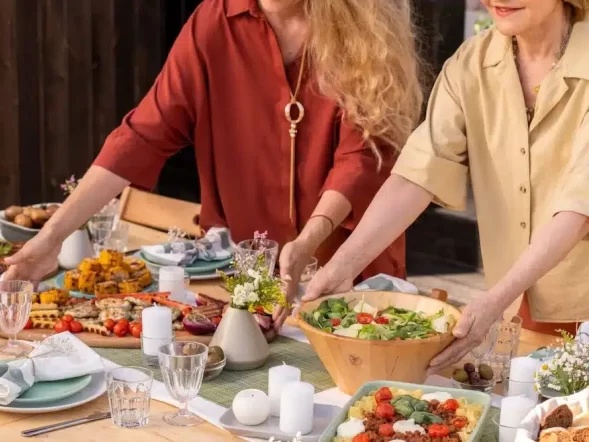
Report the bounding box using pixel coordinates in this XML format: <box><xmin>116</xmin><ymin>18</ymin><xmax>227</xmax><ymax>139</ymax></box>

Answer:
<box><xmin>21</xmin><ymin>411</ymin><xmax>111</xmax><ymax>437</ymax></box>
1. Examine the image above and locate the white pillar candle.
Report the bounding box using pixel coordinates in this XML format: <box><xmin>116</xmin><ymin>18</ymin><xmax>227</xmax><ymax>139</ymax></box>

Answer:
<box><xmin>499</xmin><ymin>425</ymin><xmax>518</xmax><ymax>442</ymax></box>
<box><xmin>500</xmin><ymin>396</ymin><xmax>536</xmax><ymax>428</ymax></box>
<box><xmin>232</xmin><ymin>389</ymin><xmax>270</xmax><ymax>426</ymax></box>
<box><xmin>506</xmin><ymin>379</ymin><xmax>538</xmax><ymax>402</ymax></box>
<box><xmin>279</xmin><ymin>381</ymin><xmax>314</xmax><ymax>435</ymax></box>
<box><xmin>142</xmin><ymin>306</ymin><xmax>173</xmax><ymax>356</ymax></box>
<box><xmin>158</xmin><ymin>266</ymin><xmax>186</xmax><ymax>300</ymax></box>
<box><xmin>268</xmin><ymin>364</ymin><xmax>301</xmax><ymax>416</ymax></box>
<box><xmin>509</xmin><ymin>357</ymin><xmax>541</xmax><ymax>382</ymax></box>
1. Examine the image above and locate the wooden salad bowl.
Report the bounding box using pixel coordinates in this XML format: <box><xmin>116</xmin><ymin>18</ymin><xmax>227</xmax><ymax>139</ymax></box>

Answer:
<box><xmin>296</xmin><ymin>289</ymin><xmax>461</xmax><ymax>395</ymax></box>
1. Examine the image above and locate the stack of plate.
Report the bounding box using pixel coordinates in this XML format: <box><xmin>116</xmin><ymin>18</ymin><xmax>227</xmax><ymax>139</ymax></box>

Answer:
<box><xmin>137</xmin><ymin>249</ymin><xmax>236</xmax><ymax>282</ymax></box>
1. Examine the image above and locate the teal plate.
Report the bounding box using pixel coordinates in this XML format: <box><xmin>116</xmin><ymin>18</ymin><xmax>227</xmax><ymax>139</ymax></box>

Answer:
<box><xmin>54</xmin><ymin>272</ymin><xmax>157</xmax><ymax>299</ymax></box>
<box><xmin>138</xmin><ymin>252</ymin><xmax>233</xmax><ymax>275</ymax></box>
<box><xmin>13</xmin><ymin>374</ymin><xmax>93</xmax><ymax>405</ymax></box>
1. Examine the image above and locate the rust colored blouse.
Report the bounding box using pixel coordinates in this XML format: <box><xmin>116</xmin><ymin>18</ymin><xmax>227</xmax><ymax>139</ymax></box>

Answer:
<box><xmin>94</xmin><ymin>0</ymin><xmax>406</xmax><ymax>279</ymax></box>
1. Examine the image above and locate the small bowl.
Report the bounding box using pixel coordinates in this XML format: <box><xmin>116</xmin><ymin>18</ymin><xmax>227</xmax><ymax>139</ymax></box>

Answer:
<box><xmin>452</xmin><ymin>377</ymin><xmax>496</xmax><ymax>393</ymax></box>
<box><xmin>203</xmin><ymin>358</ymin><xmax>226</xmax><ymax>381</ymax></box>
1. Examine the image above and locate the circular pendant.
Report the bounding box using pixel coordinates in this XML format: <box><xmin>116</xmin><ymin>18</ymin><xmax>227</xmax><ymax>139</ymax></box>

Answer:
<box><xmin>284</xmin><ymin>101</ymin><xmax>305</xmax><ymax>125</ymax></box>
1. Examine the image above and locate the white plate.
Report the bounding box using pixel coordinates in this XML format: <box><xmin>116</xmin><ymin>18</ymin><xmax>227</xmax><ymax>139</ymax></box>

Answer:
<box><xmin>189</xmin><ymin>266</ymin><xmax>236</xmax><ymax>280</ymax></box>
<box><xmin>0</xmin><ymin>372</ymin><xmax>106</xmax><ymax>414</ymax></box>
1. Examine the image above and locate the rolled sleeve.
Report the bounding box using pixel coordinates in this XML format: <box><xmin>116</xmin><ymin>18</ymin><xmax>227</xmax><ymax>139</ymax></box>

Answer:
<box><xmin>392</xmin><ymin>55</ymin><xmax>469</xmax><ymax>211</ymax></box>
<box><xmin>93</xmin><ymin>13</ymin><xmax>203</xmax><ymax>190</ymax></box>
<box><xmin>552</xmin><ymin>112</ymin><xmax>589</xmax><ymax>219</ymax></box>
<box><xmin>321</xmin><ymin>118</ymin><xmax>392</xmax><ymax>228</ymax></box>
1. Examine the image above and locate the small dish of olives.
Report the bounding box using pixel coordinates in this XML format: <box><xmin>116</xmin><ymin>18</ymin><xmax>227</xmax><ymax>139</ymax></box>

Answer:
<box><xmin>203</xmin><ymin>346</ymin><xmax>226</xmax><ymax>381</ymax></box>
<box><xmin>451</xmin><ymin>362</ymin><xmax>496</xmax><ymax>393</ymax></box>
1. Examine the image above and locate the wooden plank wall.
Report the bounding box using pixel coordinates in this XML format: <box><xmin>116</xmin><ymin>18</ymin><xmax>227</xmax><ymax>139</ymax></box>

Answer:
<box><xmin>0</xmin><ymin>0</ymin><xmax>169</xmax><ymax>208</ymax></box>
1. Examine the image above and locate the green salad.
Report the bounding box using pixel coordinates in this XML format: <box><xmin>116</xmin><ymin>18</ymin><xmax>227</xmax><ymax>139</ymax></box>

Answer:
<box><xmin>301</xmin><ymin>296</ymin><xmax>456</xmax><ymax>340</ymax></box>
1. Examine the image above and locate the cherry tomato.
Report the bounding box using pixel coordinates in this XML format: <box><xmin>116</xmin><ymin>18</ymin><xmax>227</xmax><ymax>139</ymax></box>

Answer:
<box><xmin>375</xmin><ymin>317</ymin><xmax>389</xmax><ymax>324</ymax></box>
<box><xmin>375</xmin><ymin>402</ymin><xmax>395</xmax><ymax>420</ymax></box>
<box><xmin>352</xmin><ymin>434</ymin><xmax>370</xmax><ymax>442</ymax></box>
<box><xmin>374</xmin><ymin>387</ymin><xmax>393</xmax><ymax>403</ymax></box>
<box><xmin>103</xmin><ymin>319</ymin><xmax>116</xmax><ymax>332</ymax></box>
<box><xmin>62</xmin><ymin>314</ymin><xmax>74</xmax><ymax>323</ymax></box>
<box><xmin>211</xmin><ymin>316</ymin><xmax>222</xmax><ymax>326</ymax></box>
<box><xmin>442</xmin><ymin>398</ymin><xmax>460</xmax><ymax>411</ymax></box>
<box><xmin>117</xmin><ymin>319</ymin><xmax>130</xmax><ymax>328</ymax></box>
<box><xmin>54</xmin><ymin>320</ymin><xmax>71</xmax><ymax>333</ymax></box>
<box><xmin>113</xmin><ymin>322</ymin><xmax>129</xmax><ymax>337</ymax></box>
<box><xmin>24</xmin><ymin>318</ymin><xmax>33</xmax><ymax>330</ymax></box>
<box><xmin>452</xmin><ymin>417</ymin><xmax>468</xmax><ymax>429</ymax></box>
<box><xmin>428</xmin><ymin>424</ymin><xmax>450</xmax><ymax>438</ymax></box>
<box><xmin>378</xmin><ymin>423</ymin><xmax>394</xmax><ymax>437</ymax></box>
<box><xmin>128</xmin><ymin>321</ymin><xmax>138</xmax><ymax>329</ymax></box>
<box><xmin>130</xmin><ymin>323</ymin><xmax>142</xmax><ymax>339</ymax></box>
<box><xmin>70</xmin><ymin>321</ymin><xmax>83</xmax><ymax>334</ymax></box>
<box><xmin>330</xmin><ymin>318</ymin><xmax>341</xmax><ymax>327</ymax></box>
<box><xmin>356</xmin><ymin>313</ymin><xmax>374</xmax><ymax>324</ymax></box>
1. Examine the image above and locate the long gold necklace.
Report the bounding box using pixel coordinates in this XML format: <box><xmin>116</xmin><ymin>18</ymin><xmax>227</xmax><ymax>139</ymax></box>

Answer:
<box><xmin>512</xmin><ymin>23</ymin><xmax>572</xmax><ymax>124</ymax></box>
<box><xmin>284</xmin><ymin>47</ymin><xmax>307</xmax><ymax>225</ymax></box>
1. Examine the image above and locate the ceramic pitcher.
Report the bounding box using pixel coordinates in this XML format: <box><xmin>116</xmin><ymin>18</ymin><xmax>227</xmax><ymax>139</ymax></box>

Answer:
<box><xmin>210</xmin><ymin>307</ymin><xmax>270</xmax><ymax>370</ymax></box>
<box><xmin>58</xmin><ymin>228</ymin><xmax>94</xmax><ymax>269</ymax></box>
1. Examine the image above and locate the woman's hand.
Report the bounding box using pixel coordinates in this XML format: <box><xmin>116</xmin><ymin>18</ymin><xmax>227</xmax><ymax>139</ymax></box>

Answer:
<box><xmin>301</xmin><ymin>260</ymin><xmax>354</xmax><ymax>302</ymax></box>
<box><xmin>426</xmin><ymin>297</ymin><xmax>503</xmax><ymax>375</ymax></box>
<box><xmin>3</xmin><ymin>229</ymin><xmax>62</xmax><ymax>283</ymax></box>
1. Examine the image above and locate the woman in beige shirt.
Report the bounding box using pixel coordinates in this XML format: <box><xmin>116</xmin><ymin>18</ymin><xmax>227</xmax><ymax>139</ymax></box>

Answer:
<box><xmin>304</xmin><ymin>0</ymin><xmax>589</xmax><ymax>371</ymax></box>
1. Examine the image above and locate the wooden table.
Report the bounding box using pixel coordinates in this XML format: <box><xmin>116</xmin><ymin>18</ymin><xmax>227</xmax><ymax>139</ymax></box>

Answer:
<box><xmin>0</xmin><ymin>222</ymin><xmax>559</xmax><ymax>440</ymax></box>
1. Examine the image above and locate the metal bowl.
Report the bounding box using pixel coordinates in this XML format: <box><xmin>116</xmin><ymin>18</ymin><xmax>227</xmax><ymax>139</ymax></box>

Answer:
<box><xmin>203</xmin><ymin>358</ymin><xmax>226</xmax><ymax>381</ymax></box>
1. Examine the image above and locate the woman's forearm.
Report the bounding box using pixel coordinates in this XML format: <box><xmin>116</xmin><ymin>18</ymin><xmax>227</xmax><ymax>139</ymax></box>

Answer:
<box><xmin>296</xmin><ymin>190</ymin><xmax>352</xmax><ymax>252</ymax></box>
<box><xmin>43</xmin><ymin>166</ymin><xmax>130</xmax><ymax>242</ymax></box>
<box><xmin>329</xmin><ymin>173</ymin><xmax>433</xmax><ymax>279</ymax></box>
<box><xmin>489</xmin><ymin>211</ymin><xmax>589</xmax><ymax>312</ymax></box>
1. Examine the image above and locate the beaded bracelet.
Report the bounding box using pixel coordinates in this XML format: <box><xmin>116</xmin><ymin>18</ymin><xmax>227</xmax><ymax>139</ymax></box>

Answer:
<box><xmin>308</xmin><ymin>214</ymin><xmax>335</xmax><ymax>233</ymax></box>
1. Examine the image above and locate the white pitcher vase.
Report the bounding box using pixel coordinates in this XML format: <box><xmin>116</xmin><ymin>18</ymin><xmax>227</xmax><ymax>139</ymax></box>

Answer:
<box><xmin>58</xmin><ymin>228</ymin><xmax>94</xmax><ymax>269</ymax></box>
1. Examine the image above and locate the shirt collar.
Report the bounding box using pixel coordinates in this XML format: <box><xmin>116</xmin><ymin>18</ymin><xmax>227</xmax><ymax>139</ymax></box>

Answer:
<box><xmin>225</xmin><ymin>0</ymin><xmax>261</xmax><ymax>18</ymax></box>
<box><xmin>482</xmin><ymin>16</ymin><xmax>589</xmax><ymax>80</ymax></box>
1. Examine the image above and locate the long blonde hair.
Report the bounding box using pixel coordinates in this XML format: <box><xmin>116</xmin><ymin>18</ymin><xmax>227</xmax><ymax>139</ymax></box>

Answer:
<box><xmin>306</xmin><ymin>0</ymin><xmax>422</xmax><ymax>166</ymax></box>
<box><xmin>566</xmin><ymin>0</ymin><xmax>589</xmax><ymax>20</ymax></box>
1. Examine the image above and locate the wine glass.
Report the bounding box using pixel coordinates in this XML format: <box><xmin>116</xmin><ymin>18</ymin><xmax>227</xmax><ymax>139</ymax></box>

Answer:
<box><xmin>158</xmin><ymin>341</ymin><xmax>208</xmax><ymax>427</ymax></box>
<box><xmin>470</xmin><ymin>321</ymin><xmax>499</xmax><ymax>367</ymax></box>
<box><xmin>0</xmin><ymin>280</ymin><xmax>34</xmax><ymax>356</ymax></box>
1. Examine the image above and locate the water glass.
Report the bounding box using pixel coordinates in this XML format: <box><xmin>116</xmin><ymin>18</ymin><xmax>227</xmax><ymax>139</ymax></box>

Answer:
<box><xmin>470</xmin><ymin>321</ymin><xmax>499</xmax><ymax>366</ymax></box>
<box><xmin>158</xmin><ymin>341</ymin><xmax>208</xmax><ymax>427</ymax></box>
<box><xmin>501</xmin><ymin>370</ymin><xmax>539</xmax><ymax>403</ymax></box>
<box><xmin>104</xmin><ymin>221</ymin><xmax>129</xmax><ymax>253</ymax></box>
<box><xmin>484</xmin><ymin>316</ymin><xmax>523</xmax><ymax>379</ymax></box>
<box><xmin>0</xmin><ymin>280</ymin><xmax>33</xmax><ymax>356</ymax></box>
<box><xmin>236</xmin><ymin>239</ymin><xmax>279</xmax><ymax>275</ymax></box>
<box><xmin>107</xmin><ymin>367</ymin><xmax>153</xmax><ymax>428</ymax></box>
<box><xmin>89</xmin><ymin>221</ymin><xmax>115</xmax><ymax>255</ymax></box>
<box><xmin>298</xmin><ymin>257</ymin><xmax>318</xmax><ymax>299</ymax></box>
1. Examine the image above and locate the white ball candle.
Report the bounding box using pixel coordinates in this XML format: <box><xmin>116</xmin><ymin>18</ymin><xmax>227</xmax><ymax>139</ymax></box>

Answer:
<box><xmin>232</xmin><ymin>389</ymin><xmax>270</xmax><ymax>426</ymax></box>
<box><xmin>279</xmin><ymin>381</ymin><xmax>314</xmax><ymax>435</ymax></box>
<box><xmin>268</xmin><ymin>364</ymin><xmax>301</xmax><ymax>416</ymax></box>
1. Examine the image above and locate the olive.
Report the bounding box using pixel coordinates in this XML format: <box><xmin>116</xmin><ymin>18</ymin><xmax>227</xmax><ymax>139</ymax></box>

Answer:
<box><xmin>452</xmin><ymin>368</ymin><xmax>469</xmax><ymax>383</ymax></box>
<box><xmin>463</xmin><ymin>362</ymin><xmax>476</xmax><ymax>374</ymax></box>
<box><xmin>478</xmin><ymin>363</ymin><xmax>494</xmax><ymax>381</ymax></box>
<box><xmin>469</xmin><ymin>371</ymin><xmax>481</xmax><ymax>384</ymax></box>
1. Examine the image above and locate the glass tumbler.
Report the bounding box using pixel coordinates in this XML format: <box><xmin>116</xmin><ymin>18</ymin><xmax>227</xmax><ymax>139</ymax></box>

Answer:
<box><xmin>104</xmin><ymin>221</ymin><xmax>129</xmax><ymax>253</ymax></box>
<box><xmin>298</xmin><ymin>257</ymin><xmax>318</xmax><ymax>300</ymax></box>
<box><xmin>158</xmin><ymin>341</ymin><xmax>208</xmax><ymax>427</ymax></box>
<box><xmin>484</xmin><ymin>316</ymin><xmax>523</xmax><ymax>379</ymax></box>
<box><xmin>236</xmin><ymin>239</ymin><xmax>279</xmax><ymax>275</ymax></box>
<box><xmin>89</xmin><ymin>221</ymin><xmax>114</xmax><ymax>256</ymax></box>
<box><xmin>107</xmin><ymin>366</ymin><xmax>154</xmax><ymax>428</ymax></box>
<box><xmin>0</xmin><ymin>280</ymin><xmax>34</xmax><ymax>356</ymax></box>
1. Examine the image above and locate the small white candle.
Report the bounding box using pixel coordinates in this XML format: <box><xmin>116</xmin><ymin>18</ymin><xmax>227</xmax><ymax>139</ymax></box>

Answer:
<box><xmin>500</xmin><ymin>396</ymin><xmax>536</xmax><ymax>428</ymax></box>
<box><xmin>232</xmin><ymin>389</ymin><xmax>270</xmax><ymax>426</ymax></box>
<box><xmin>158</xmin><ymin>266</ymin><xmax>185</xmax><ymax>300</ymax></box>
<box><xmin>142</xmin><ymin>306</ymin><xmax>173</xmax><ymax>355</ymax></box>
<box><xmin>279</xmin><ymin>381</ymin><xmax>314</xmax><ymax>435</ymax></box>
<box><xmin>506</xmin><ymin>379</ymin><xmax>538</xmax><ymax>402</ymax></box>
<box><xmin>268</xmin><ymin>364</ymin><xmax>301</xmax><ymax>416</ymax></box>
<box><xmin>509</xmin><ymin>357</ymin><xmax>541</xmax><ymax>382</ymax></box>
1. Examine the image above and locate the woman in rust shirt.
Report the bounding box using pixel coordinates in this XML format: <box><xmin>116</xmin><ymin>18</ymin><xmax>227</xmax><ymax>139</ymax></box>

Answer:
<box><xmin>6</xmin><ymin>0</ymin><xmax>422</xmax><ymax>326</ymax></box>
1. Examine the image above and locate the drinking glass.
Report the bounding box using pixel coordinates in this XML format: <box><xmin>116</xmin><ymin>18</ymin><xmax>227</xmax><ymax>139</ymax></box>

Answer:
<box><xmin>483</xmin><ymin>316</ymin><xmax>523</xmax><ymax>379</ymax></box>
<box><xmin>236</xmin><ymin>239</ymin><xmax>279</xmax><ymax>275</ymax></box>
<box><xmin>0</xmin><ymin>280</ymin><xmax>34</xmax><ymax>356</ymax></box>
<box><xmin>104</xmin><ymin>221</ymin><xmax>129</xmax><ymax>253</ymax></box>
<box><xmin>89</xmin><ymin>221</ymin><xmax>114</xmax><ymax>256</ymax></box>
<box><xmin>470</xmin><ymin>321</ymin><xmax>499</xmax><ymax>367</ymax></box>
<box><xmin>158</xmin><ymin>341</ymin><xmax>208</xmax><ymax>427</ymax></box>
<box><xmin>107</xmin><ymin>366</ymin><xmax>153</xmax><ymax>428</ymax></box>
<box><xmin>298</xmin><ymin>257</ymin><xmax>318</xmax><ymax>299</ymax></box>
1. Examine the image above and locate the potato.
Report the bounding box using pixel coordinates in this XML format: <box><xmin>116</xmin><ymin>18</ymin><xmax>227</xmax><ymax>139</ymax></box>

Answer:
<box><xmin>45</xmin><ymin>205</ymin><xmax>59</xmax><ymax>217</ymax></box>
<box><xmin>30</xmin><ymin>208</ymin><xmax>49</xmax><ymax>226</ymax></box>
<box><xmin>14</xmin><ymin>214</ymin><xmax>33</xmax><ymax>228</ymax></box>
<box><xmin>4</xmin><ymin>206</ymin><xmax>23</xmax><ymax>221</ymax></box>
<box><xmin>22</xmin><ymin>206</ymin><xmax>33</xmax><ymax>217</ymax></box>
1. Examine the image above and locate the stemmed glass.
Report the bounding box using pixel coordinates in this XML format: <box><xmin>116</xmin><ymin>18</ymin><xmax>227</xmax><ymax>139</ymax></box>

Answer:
<box><xmin>470</xmin><ymin>321</ymin><xmax>499</xmax><ymax>367</ymax></box>
<box><xmin>0</xmin><ymin>280</ymin><xmax>34</xmax><ymax>356</ymax></box>
<box><xmin>158</xmin><ymin>341</ymin><xmax>208</xmax><ymax>427</ymax></box>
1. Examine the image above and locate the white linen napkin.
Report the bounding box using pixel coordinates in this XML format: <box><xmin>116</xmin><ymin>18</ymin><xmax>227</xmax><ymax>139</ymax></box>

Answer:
<box><xmin>353</xmin><ymin>273</ymin><xmax>419</xmax><ymax>294</ymax></box>
<box><xmin>141</xmin><ymin>227</ymin><xmax>235</xmax><ymax>266</ymax></box>
<box><xmin>576</xmin><ymin>322</ymin><xmax>589</xmax><ymax>344</ymax></box>
<box><xmin>0</xmin><ymin>332</ymin><xmax>104</xmax><ymax>405</ymax></box>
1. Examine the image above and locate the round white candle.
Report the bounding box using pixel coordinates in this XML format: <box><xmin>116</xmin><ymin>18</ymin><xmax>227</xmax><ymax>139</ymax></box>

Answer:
<box><xmin>500</xmin><ymin>396</ymin><xmax>536</xmax><ymax>428</ymax></box>
<box><xmin>279</xmin><ymin>381</ymin><xmax>314</xmax><ymax>435</ymax></box>
<box><xmin>268</xmin><ymin>364</ymin><xmax>301</xmax><ymax>416</ymax></box>
<box><xmin>142</xmin><ymin>305</ymin><xmax>173</xmax><ymax>339</ymax></box>
<box><xmin>232</xmin><ymin>389</ymin><xmax>270</xmax><ymax>426</ymax></box>
<box><xmin>509</xmin><ymin>357</ymin><xmax>541</xmax><ymax>382</ymax></box>
<box><xmin>158</xmin><ymin>266</ymin><xmax>185</xmax><ymax>299</ymax></box>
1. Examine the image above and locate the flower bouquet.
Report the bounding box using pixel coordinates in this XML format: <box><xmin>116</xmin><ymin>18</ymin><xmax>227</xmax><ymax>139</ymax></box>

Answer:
<box><xmin>535</xmin><ymin>330</ymin><xmax>589</xmax><ymax>397</ymax></box>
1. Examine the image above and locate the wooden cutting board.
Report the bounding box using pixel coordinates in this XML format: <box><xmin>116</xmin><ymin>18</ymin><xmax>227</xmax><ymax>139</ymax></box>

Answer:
<box><xmin>0</xmin><ymin>329</ymin><xmax>212</xmax><ymax>348</ymax></box>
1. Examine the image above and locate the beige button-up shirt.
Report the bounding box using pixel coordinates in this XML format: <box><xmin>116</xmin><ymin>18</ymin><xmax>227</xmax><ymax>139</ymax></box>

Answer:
<box><xmin>393</xmin><ymin>17</ymin><xmax>589</xmax><ymax>322</ymax></box>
